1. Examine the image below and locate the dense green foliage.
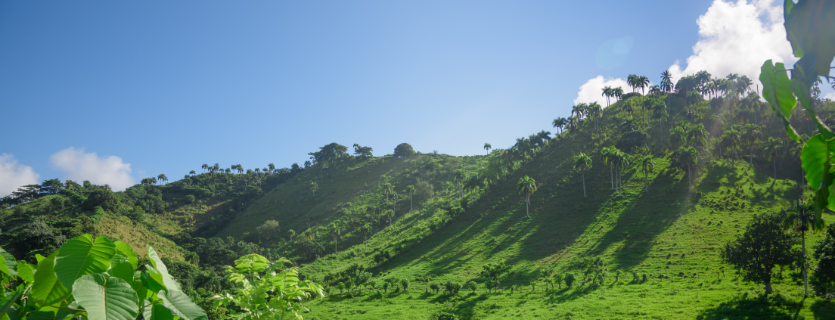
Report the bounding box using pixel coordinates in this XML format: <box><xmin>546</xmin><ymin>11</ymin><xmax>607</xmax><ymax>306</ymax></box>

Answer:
<box><xmin>0</xmin><ymin>234</ymin><xmax>206</xmax><ymax>320</ymax></box>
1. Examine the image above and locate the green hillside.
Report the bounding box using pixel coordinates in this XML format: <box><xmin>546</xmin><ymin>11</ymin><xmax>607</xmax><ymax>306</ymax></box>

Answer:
<box><xmin>4</xmin><ymin>83</ymin><xmax>835</xmax><ymax>319</ymax></box>
<box><xmin>206</xmin><ymin>92</ymin><xmax>835</xmax><ymax>319</ymax></box>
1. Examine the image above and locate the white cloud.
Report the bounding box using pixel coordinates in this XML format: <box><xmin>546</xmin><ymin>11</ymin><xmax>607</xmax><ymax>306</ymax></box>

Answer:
<box><xmin>826</xmin><ymin>92</ymin><xmax>835</xmax><ymax>101</ymax></box>
<box><xmin>50</xmin><ymin>147</ymin><xmax>134</xmax><ymax>191</ymax></box>
<box><xmin>0</xmin><ymin>154</ymin><xmax>40</xmax><ymax>197</ymax></box>
<box><xmin>668</xmin><ymin>0</ymin><xmax>796</xmax><ymax>88</ymax></box>
<box><xmin>573</xmin><ymin>76</ymin><xmax>630</xmax><ymax>107</ymax></box>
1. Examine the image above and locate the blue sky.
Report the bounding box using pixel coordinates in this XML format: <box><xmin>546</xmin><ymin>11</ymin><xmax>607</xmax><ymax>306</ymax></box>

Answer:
<box><xmin>0</xmin><ymin>0</ymin><xmax>819</xmax><ymax>194</ymax></box>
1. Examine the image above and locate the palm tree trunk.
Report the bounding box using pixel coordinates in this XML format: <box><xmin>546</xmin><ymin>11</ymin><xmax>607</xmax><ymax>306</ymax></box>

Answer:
<box><xmin>688</xmin><ymin>164</ymin><xmax>692</xmax><ymax>192</ymax></box>
<box><xmin>525</xmin><ymin>194</ymin><xmax>530</xmax><ymax>217</ymax></box>
<box><xmin>582</xmin><ymin>173</ymin><xmax>586</xmax><ymax>198</ymax></box>
<box><xmin>610</xmin><ymin>164</ymin><xmax>614</xmax><ymax>190</ymax></box>
<box><xmin>773</xmin><ymin>155</ymin><xmax>777</xmax><ymax>181</ymax></box>
<box><xmin>803</xmin><ymin>230</ymin><xmax>808</xmax><ymax>297</ymax></box>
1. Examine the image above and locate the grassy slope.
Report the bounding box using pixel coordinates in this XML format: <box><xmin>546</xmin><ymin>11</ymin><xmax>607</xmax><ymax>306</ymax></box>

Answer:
<box><xmin>220</xmin><ymin>102</ymin><xmax>835</xmax><ymax>319</ymax></box>
<box><xmin>96</xmin><ymin>214</ymin><xmax>188</xmax><ymax>261</ymax></box>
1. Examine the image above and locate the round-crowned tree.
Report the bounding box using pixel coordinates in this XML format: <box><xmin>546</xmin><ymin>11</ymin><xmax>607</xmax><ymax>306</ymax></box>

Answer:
<box><xmin>393</xmin><ymin>143</ymin><xmax>415</xmax><ymax>158</ymax></box>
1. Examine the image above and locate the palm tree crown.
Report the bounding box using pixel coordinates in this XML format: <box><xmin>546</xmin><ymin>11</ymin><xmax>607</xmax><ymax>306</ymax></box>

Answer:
<box><xmin>516</xmin><ymin>175</ymin><xmax>537</xmax><ymax>218</ymax></box>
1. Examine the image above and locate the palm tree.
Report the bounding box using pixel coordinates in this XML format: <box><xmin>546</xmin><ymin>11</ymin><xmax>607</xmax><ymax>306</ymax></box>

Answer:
<box><xmin>268</xmin><ymin>163</ymin><xmax>275</xmax><ymax>172</ymax></box>
<box><xmin>453</xmin><ymin>169</ymin><xmax>466</xmax><ymax>198</ymax></box>
<box><xmin>331</xmin><ymin>224</ymin><xmax>340</xmax><ymax>253</ymax></box>
<box><xmin>311</xmin><ymin>181</ymin><xmax>318</xmax><ymax>197</ymax></box>
<box><xmin>652</xmin><ymin>102</ymin><xmax>669</xmax><ymax>142</ymax></box>
<box><xmin>627</xmin><ymin>74</ymin><xmax>637</xmax><ymax>92</ymax></box>
<box><xmin>212</xmin><ymin>163</ymin><xmax>220</xmax><ymax>176</ymax></box>
<box><xmin>602</xmin><ymin>86</ymin><xmax>613</xmax><ymax>107</ymax></box>
<box><xmin>567</xmin><ymin>116</ymin><xmax>579</xmax><ymax>141</ymax></box>
<box><xmin>201</xmin><ymin>164</ymin><xmax>208</xmax><ymax>173</ymax></box>
<box><xmin>660</xmin><ymin>70</ymin><xmax>673</xmax><ymax>92</ymax></box>
<box><xmin>743</xmin><ymin>124</ymin><xmax>761</xmax><ymax>166</ymax></box>
<box><xmin>727</xmin><ymin>127</ymin><xmax>742</xmax><ymax>165</ymax></box>
<box><xmin>763</xmin><ymin>137</ymin><xmax>783</xmax><ymax>182</ymax></box>
<box><xmin>588</xmin><ymin>102</ymin><xmax>602</xmax><ymax>132</ymax></box>
<box><xmin>571</xmin><ymin>104</ymin><xmax>585</xmax><ymax>120</ymax></box>
<box><xmin>782</xmin><ymin>200</ymin><xmax>823</xmax><ymax>297</ymax></box>
<box><xmin>236</xmin><ymin>164</ymin><xmax>244</xmax><ymax>174</ymax></box>
<box><xmin>288</xmin><ymin>229</ymin><xmax>295</xmax><ymax>242</ymax></box>
<box><xmin>516</xmin><ymin>175</ymin><xmax>537</xmax><ymax>218</ymax></box>
<box><xmin>552</xmin><ymin>117</ymin><xmax>567</xmax><ymax>135</ymax></box>
<box><xmin>669</xmin><ymin>126</ymin><xmax>686</xmax><ymax>149</ymax></box>
<box><xmin>686</xmin><ymin>124</ymin><xmax>709</xmax><ymax>149</ymax></box>
<box><xmin>676</xmin><ymin>146</ymin><xmax>698</xmax><ymax>192</ymax></box>
<box><xmin>639</xmin><ymin>155</ymin><xmax>655</xmax><ymax>192</ymax></box>
<box><xmin>484</xmin><ymin>143</ymin><xmax>492</xmax><ymax>155</ymax></box>
<box><xmin>601</xmin><ymin>147</ymin><xmax>615</xmax><ymax>190</ymax></box>
<box><xmin>636</xmin><ymin>75</ymin><xmax>650</xmax><ymax>95</ymax></box>
<box><xmin>613</xmin><ymin>87</ymin><xmax>624</xmax><ymax>102</ymax></box>
<box><xmin>648</xmin><ymin>85</ymin><xmax>661</xmax><ymax>95</ymax></box>
<box><xmin>225</xmin><ymin>168</ymin><xmax>231</xmax><ymax>174</ymax></box>
<box><xmin>157</xmin><ymin>174</ymin><xmax>168</xmax><ymax>185</ymax></box>
<box><xmin>362</xmin><ymin>223</ymin><xmax>371</xmax><ymax>252</ymax></box>
<box><xmin>573</xmin><ymin>153</ymin><xmax>592</xmax><ymax>198</ymax></box>
<box><xmin>406</xmin><ymin>185</ymin><xmax>416</xmax><ymax>212</ymax></box>
<box><xmin>613</xmin><ymin>149</ymin><xmax>630</xmax><ymax>195</ymax></box>
<box><xmin>189</xmin><ymin>170</ymin><xmax>196</xmax><ymax>176</ymax></box>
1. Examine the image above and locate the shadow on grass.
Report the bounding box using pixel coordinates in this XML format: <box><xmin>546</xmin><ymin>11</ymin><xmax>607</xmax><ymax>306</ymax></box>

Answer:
<box><xmin>810</xmin><ymin>299</ymin><xmax>835</xmax><ymax>319</ymax></box>
<box><xmin>587</xmin><ymin>165</ymin><xmax>688</xmax><ymax>270</ymax></box>
<box><xmin>694</xmin><ymin>293</ymin><xmax>803</xmax><ymax>320</ymax></box>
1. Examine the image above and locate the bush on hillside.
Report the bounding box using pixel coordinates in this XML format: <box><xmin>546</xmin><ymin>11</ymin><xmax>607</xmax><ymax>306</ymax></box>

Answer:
<box><xmin>394</xmin><ymin>143</ymin><xmax>415</xmax><ymax>158</ymax></box>
<box><xmin>257</xmin><ymin>220</ymin><xmax>281</xmax><ymax>240</ymax></box>
<box><xmin>616</xmin><ymin>130</ymin><xmax>650</xmax><ymax>153</ymax></box>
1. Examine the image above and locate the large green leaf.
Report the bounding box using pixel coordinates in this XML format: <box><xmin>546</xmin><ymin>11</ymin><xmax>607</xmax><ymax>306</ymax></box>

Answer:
<box><xmin>0</xmin><ymin>255</ymin><xmax>8</xmax><ymax>278</ymax></box>
<box><xmin>30</xmin><ymin>252</ymin><xmax>70</xmax><ymax>306</ymax></box>
<box><xmin>27</xmin><ymin>311</ymin><xmax>64</xmax><ymax>320</ymax></box>
<box><xmin>137</xmin><ymin>270</ymin><xmax>166</xmax><ymax>299</ymax></box>
<box><xmin>801</xmin><ymin>133</ymin><xmax>835</xmax><ymax>214</ymax></box>
<box><xmin>72</xmin><ymin>273</ymin><xmax>139</xmax><ymax>320</ymax></box>
<box><xmin>147</xmin><ymin>247</ymin><xmax>180</xmax><ymax>292</ymax></box>
<box><xmin>142</xmin><ymin>304</ymin><xmax>175</xmax><ymax>320</ymax></box>
<box><xmin>16</xmin><ymin>262</ymin><xmax>34</xmax><ymax>283</ymax></box>
<box><xmin>157</xmin><ymin>290</ymin><xmax>206</xmax><ymax>320</ymax></box>
<box><xmin>0</xmin><ymin>248</ymin><xmax>17</xmax><ymax>278</ymax></box>
<box><xmin>106</xmin><ymin>254</ymin><xmax>134</xmax><ymax>286</ymax></box>
<box><xmin>0</xmin><ymin>289</ymin><xmax>21</xmax><ymax>319</ymax></box>
<box><xmin>802</xmin><ymin>134</ymin><xmax>833</xmax><ymax>191</ymax></box>
<box><xmin>55</xmin><ymin>235</ymin><xmax>116</xmax><ymax>289</ymax></box>
<box><xmin>30</xmin><ymin>304</ymin><xmax>75</xmax><ymax>320</ymax></box>
<box><xmin>113</xmin><ymin>242</ymin><xmax>137</xmax><ymax>270</ymax></box>
<box><xmin>784</xmin><ymin>0</ymin><xmax>835</xmax><ymax>76</ymax></box>
<box><xmin>760</xmin><ymin>60</ymin><xmax>800</xmax><ymax>142</ymax></box>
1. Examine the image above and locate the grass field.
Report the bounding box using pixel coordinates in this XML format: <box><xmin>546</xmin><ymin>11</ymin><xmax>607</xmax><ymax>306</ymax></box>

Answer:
<box><xmin>213</xmin><ymin>99</ymin><xmax>835</xmax><ymax>319</ymax></box>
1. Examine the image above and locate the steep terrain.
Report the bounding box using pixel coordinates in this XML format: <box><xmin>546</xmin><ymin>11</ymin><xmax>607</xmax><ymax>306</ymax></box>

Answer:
<box><xmin>3</xmin><ymin>91</ymin><xmax>835</xmax><ymax>319</ymax></box>
<box><xmin>216</xmin><ymin>94</ymin><xmax>835</xmax><ymax>319</ymax></box>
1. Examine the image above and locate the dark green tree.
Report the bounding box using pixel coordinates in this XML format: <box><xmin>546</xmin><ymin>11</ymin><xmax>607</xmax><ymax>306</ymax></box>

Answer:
<box><xmin>721</xmin><ymin>213</ymin><xmax>800</xmax><ymax>293</ymax></box>
<box><xmin>393</xmin><ymin>143</ymin><xmax>415</xmax><ymax>158</ymax></box>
